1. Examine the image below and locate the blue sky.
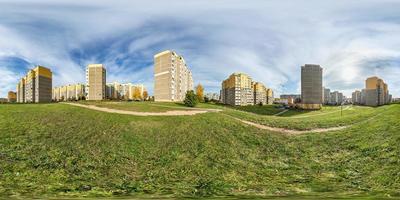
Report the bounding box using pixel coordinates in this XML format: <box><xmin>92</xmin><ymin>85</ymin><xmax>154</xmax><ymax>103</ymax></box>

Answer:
<box><xmin>1</xmin><ymin>0</ymin><xmax>400</xmax><ymax>98</ymax></box>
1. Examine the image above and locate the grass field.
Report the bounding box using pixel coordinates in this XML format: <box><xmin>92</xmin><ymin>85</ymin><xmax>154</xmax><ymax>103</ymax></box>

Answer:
<box><xmin>0</xmin><ymin>102</ymin><xmax>399</xmax><ymax>199</ymax></box>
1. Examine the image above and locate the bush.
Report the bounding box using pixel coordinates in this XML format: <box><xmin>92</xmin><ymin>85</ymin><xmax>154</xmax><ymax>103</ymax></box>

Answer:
<box><xmin>184</xmin><ymin>90</ymin><xmax>198</xmax><ymax>107</ymax></box>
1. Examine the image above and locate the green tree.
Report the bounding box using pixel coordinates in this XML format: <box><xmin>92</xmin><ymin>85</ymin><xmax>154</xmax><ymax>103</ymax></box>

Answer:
<box><xmin>184</xmin><ymin>90</ymin><xmax>198</xmax><ymax>107</ymax></box>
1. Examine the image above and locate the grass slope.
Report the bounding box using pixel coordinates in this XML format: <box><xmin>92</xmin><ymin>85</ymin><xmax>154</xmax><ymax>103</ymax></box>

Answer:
<box><xmin>0</xmin><ymin>103</ymin><xmax>399</xmax><ymax>198</ymax></box>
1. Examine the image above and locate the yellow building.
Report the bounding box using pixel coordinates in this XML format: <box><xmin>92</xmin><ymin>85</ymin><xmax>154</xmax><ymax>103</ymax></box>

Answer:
<box><xmin>17</xmin><ymin>66</ymin><xmax>52</xmax><ymax>103</ymax></box>
<box><xmin>221</xmin><ymin>73</ymin><xmax>254</xmax><ymax>106</ymax></box>
<box><xmin>253</xmin><ymin>82</ymin><xmax>267</xmax><ymax>105</ymax></box>
<box><xmin>86</xmin><ymin>64</ymin><xmax>106</xmax><ymax>100</ymax></box>
<box><xmin>7</xmin><ymin>91</ymin><xmax>17</xmax><ymax>103</ymax></box>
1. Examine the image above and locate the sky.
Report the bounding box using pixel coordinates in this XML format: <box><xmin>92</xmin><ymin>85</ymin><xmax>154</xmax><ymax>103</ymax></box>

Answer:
<box><xmin>0</xmin><ymin>0</ymin><xmax>400</xmax><ymax>98</ymax></box>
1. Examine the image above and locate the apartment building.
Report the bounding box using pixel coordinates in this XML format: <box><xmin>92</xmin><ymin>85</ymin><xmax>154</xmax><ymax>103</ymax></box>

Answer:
<box><xmin>52</xmin><ymin>84</ymin><xmax>85</xmax><ymax>101</ymax></box>
<box><xmin>364</xmin><ymin>76</ymin><xmax>390</xmax><ymax>106</ymax></box>
<box><xmin>352</xmin><ymin>90</ymin><xmax>361</xmax><ymax>105</ymax></box>
<box><xmin>16</xmin><ymin>66</ymin><xmax>52</xmax><ymax>103</ymax></box>
<box><xmin>299</xmin><ymin>64</ymin><xmax>323</xmax><ymax>109</ymax></box>
<box><xmin>7</xmin><ymin>91</ymin><xmax>17</xmax><ymax>103</ymax></box>
<box><xmin>106</xmin><ymin>82</ymin><xmax>147</xmax><ymax>100</ymax></box>
<box><xmin>323</xmin><ymin>87</ymin><xmax>331</xmax><ymax>104</ymax></box>
<box><xmin>221</xmin><ymin>73</ymin><xmax>254</xmax><ymax>106</ymax></box>
<box><xmin>253</xmin><ymin>82</ymin><xmax>267</xmax><ymax>105</ymax></box>
<box><xmin>16</xmin><ymin>78</ymin><xmax>25</xmax><ymax>103</ymax></box>
<box><xmin>86</xmin><ymin>64</ymin><xmax>106</xmax><ymax>100</ymax></box>
<box><xmin>330</xmin><ymin>91</ymin><xmax>343</xmax><ymax>105</ymax></box>
<box><xmin>266</xmin><ymin>88</ymin><xmax>274</xmax><ymax>104</ymax></box>
<box><xmin>154</xmin><ymin>50</ymin><xmax>193</xmax><ymax>102</ymax></box>
<box><xmin>205</xmin><ymin>93</ymin><xmax>220</xmax><ymax>101</ymax></box>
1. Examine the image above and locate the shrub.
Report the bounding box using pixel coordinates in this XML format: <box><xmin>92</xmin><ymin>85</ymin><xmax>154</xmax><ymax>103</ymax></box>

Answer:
<box><xmin>184</xmin><ymin>90</ymin><xmax>198</xmax><ymax>107</ymax></box>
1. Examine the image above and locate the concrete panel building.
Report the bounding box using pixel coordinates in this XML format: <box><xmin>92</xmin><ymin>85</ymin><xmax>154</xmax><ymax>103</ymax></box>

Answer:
<box><xmin>221</xmin><ymin>73</ymin><xmax>254</xmax><ymax>106</ymax></box>
<box><xmin>364</xmin><ymin>76</ymin><xmax>390</xmax><ymax>106</ymax></box>
<box><xmin>16</xmin><ymin>78</ymin><xmax>25</xmax><ymax>103</ymax></box>
<box><xmin>53</xmin><ymin>83</ymin><xmax>85</xmax><ymax>101</ymax></box>
<box><xmin>154</xmin><ymin>50</ymin><xmax>193</xmax><ymax>102</ymax></box>
<box><xmin>7</xmin><ymin>91</ymin><xmax>17</xmax><ymax>103</ymax></box>
<box><xmin>86</xmin><ymin>64</ymin><xmax>106</xmax><ymax>100</ymax></box>
<box><xmin>323</xmin><ymin>87</ymin><xmax>331</xmax><ymax>105</ymax></box>
<box><xmin>253</xmin><ymin>82</ymin><xmax>267</xmax><ymax>105</ymax></box>
<box><xmin>299</xmin><ymin>64</ymin><xmax>323</xmax><ymax>109</ymax></box>
<box><xmin>352</xmin><ymin>90</ymin><xmax>361</xmax><ymax>105</ymax></box>
<box><xmin>266</xmin><ymin>88</ymin><xmax>274</xmax><ymax>105</ymax></box>
<box><xmin>16</xmin><ymin>66</ymin><xmax>52</xmax><ymax>103</ymax></box>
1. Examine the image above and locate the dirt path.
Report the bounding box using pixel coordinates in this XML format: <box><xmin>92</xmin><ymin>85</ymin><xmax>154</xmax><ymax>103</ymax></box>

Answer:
<box><xmin>62</xmin><ymin>102</ymin><xmax>221</xmax><ymax>116</ymax></box>
<box><xmin>274</xmin><ymin>109</ymin><xmax>289</xmax><ymax>116</ymax></box>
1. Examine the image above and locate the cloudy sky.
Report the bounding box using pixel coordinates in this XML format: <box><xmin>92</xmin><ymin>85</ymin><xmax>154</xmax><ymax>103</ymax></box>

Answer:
<box><xmin>1</xmin><ymin>0</ymin><xmax>400</xmax><ymax>98</ymax></box>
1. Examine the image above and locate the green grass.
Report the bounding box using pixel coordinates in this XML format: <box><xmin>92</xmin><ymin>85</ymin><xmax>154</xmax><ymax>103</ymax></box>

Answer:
<box><xmin>0</xmin><ymin>103</ymin><xmax>399</xmax><ymax>199</ymax></box>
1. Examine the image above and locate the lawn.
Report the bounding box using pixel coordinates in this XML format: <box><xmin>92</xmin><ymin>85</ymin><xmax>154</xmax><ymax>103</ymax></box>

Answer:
<box><xmin>0</xmin><ymin>103</ymin><xmax>399</xmax><ymax>199</ymax></box>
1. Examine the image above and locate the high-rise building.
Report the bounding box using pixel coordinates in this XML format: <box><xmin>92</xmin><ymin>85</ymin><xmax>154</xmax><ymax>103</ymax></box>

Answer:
<box><xmin>266</xmin><ymin>88</ymin><xmax>274</xmax><ymax>105</ymax></box>
<box><xmin>154</xmin><ymin>50</ymin><xmax>193</xmax><ymax>102</ymax></box>
<box><xmin>253</xmin><ymin>82</ymin><xmax>267</xmax><ymax>105</ymax></box>
<box><xmin>16</xmin><ymin>78</ymin><xmax>25</xmax><ymax>103</ymax></box>
<box><xmin>7</xmin><ymin>91</ymin><xmax>17</xmax><ymax>103</ymax></box>
<box><xmin>221</xmin><ymin>73</ymin><xmax>254</xmax><ymax>106</ymax></box>
<box><xmin>329</xmin><ymin>91</ymin><xmax>344</xmax><ymax>105</ymax></box>
<box><xmin>364</xmin><ymin>76</ymin><xmax>389</xmax><ymax>106</ymax></box>
<box><xmin>16</xmin><ymin>66</ymin><xmax>52</xmax><ymax>103</ymax></box>
<box><xmin>86</xmin><ymin>64</ymin><xmax>106</xmax><ymax>100</ymax></box>
<box><xmin>300</xmin><ymin>64</ymin><xmax>323</xmax><ymax>109</ymax></box>
<box><xmin>323</xmin><ymin>87</ymin><xmax>331</xmax><ymax>105</ymax></box>
<box><xmin>352</xmin><ymin>90</ymin><xmax>361</xmax><ymax>105</ymax></box>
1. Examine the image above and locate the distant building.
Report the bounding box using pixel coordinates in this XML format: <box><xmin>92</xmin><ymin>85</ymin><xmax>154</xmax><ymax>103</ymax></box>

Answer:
<box><xmin>329</xmin><ymin>91</ymin><xmax>344</xmax><ymax>105</ymax></box>
<box><xmin>205</xmin><ymin>93</ymin><xmax>220</xmax><ymax>101</ymax></box>
<box><xmin>364</xmin><ymin>76</ymin><xmax>390</xmax><ymax>106</ymax></box>
<box><xmin>352</xmin><ymin>90</ymin><xmax>361</xmax><ymax>105</ymax></box>
<box><xmin>107</xmin><ymin>83</ymin><xmax>147</xmax><ymax>100</ymax></box>
<box><xmin>7</xmin><ymin>91</ymin><xmax>17</xmax><ymax>103</ymax></box>
<box><xmin>53</xmin><ymin>84</ymin><xmax>86</xmax><ymax>101</ymax></box>
<box><xmin>299</xmin><ymin>64</ymin><xmax>323</xmax><ymax>109</ymax></box>
<box><xmin>221</xmin><ymin>73</ymin><xmax>254</xmax><ymax>106</ymax></box>
<box><xmin>86</xmin><ymin>64</ymin><xmax>106</xmax><ymax>100</ymax></box>
<box><xmin>16</xmin><ymin>66</ymin><xmax>52</xmax><ymax>103</ymax></box>
<box><xmin>153</xmin><ymin>50</ymin><xmax>193</xmax><ymax>102</ymax></box>
<box><xmin>266</xmin><ymin>88</ymin><xmax>274</xmax><ymax>104</ymax></box>
<box><xmin>280</xmin><ymin>94</ymin><xmax>301</xmax><ymax>101</ymax></box>
<box><xmin>323</xmin><ymin>87</ymin><xmax>331</xmax><ymax>105</ymax></box>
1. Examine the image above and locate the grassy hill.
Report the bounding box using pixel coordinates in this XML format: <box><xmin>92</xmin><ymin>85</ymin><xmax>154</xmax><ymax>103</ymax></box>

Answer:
<box><xmin>0</xmin><ymin>102</ymin><xmax>399</xmax><ymax>199</ymax></box>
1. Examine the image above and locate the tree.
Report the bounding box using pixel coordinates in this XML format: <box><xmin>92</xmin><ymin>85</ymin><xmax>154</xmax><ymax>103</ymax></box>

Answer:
<box><xmin>184</xmin><ymin>90</ymin><xmax>198</xmax><ymax>107</ymax></box>
<box><xmin>195</xmin><ymin>84</ymin><xmax>204</xmax><ymax>102</ymax></box>
<box><xmin>143</xmin><ymin>90</ymin><xmax>148</xmax><ymax>101</ymax></box>
<box><xmin>132</xmin><ymin>87</ymin><xmax>142</xmax><ymax>101</ymax></box>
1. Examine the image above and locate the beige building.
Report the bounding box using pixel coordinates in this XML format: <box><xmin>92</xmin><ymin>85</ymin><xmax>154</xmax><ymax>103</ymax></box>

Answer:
<box><xmin>86</xmin><ymin>64</ymin><xmax>106</xmax><ymax>100</ymax></box>
<box><xmin>53</xmin><ymin>83</ymin><xmax>85</xmax><ymax>101</ymax></box>
<box><xmin>154</xmin><ymin>50</ymin><xmax>193</xmax><ymax>101</ymax></box>
<box><xmin>16</xmin><ymin>78</ymin><xmax>25</xmax><ymax>103</ymax></box>
<box><xmin>221</xmin><ymin>73</ymin><xmax>254</xmax><ymax>106</ymax></box>
<box><xmin>299</xmin><ymin>64</ymin><xmax>323</xmax><ymax>110</ymax></box>
<box><xmin>16</xmin><ymin>66</ymin><xmax>52</xmax><ymax>103</ymax></box>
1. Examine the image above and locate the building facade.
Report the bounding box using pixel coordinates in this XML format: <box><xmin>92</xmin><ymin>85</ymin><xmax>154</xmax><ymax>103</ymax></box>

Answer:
<box><xmin>253</xmin><ymin>82</ymin><xmax>267</xmax><ymax>105</ymax></box>
<box><xmin>154</xmin><ymin>50</ymin><xmax>193</xmax><ymax>102</ymax></box>
<box><xmin>16</xmin><ymin>66</ymin><xmax>52</xmax><ymax>103</ymax></box>
<box><xmin>86</xmin><ymin>64</ymin><xmax>106</xmax><ymax>100</ymax></box>
<box><xmin>300</xmin><ymin>64</ymin><xmax>323</xmax><ymax>109</ymax></box>
<box><xmin>7</xmin><ymin>91</ymin><xmax>17</xmax><ymax>103</ymax></box>
<box><xmin>364</xmin><ymin>76</ymin><xmax>390</xmax><ymax>106</ymax></box>
<box><xmin>106</xmin><ymin>83</ymin><xmax>147</xmax><ymax>100</ymax></box>
<box><xmin>323</xmin><ymin>87</ymin><xmax>331</xmax><ymax>105</ymax></box>
<box><xmin>221</xmin><ymin>73</ymin><xmax>254</xmax><ymax>106</ymax></box>
<box><xmin>352</xmin><ymin>90</ymin><xmax>361</xmax><ymax>105</ymax></box>
<box><xmin>52</xmin><ymin>84</ymin><xmax>86</xmax><ymax>101</ymax></box>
